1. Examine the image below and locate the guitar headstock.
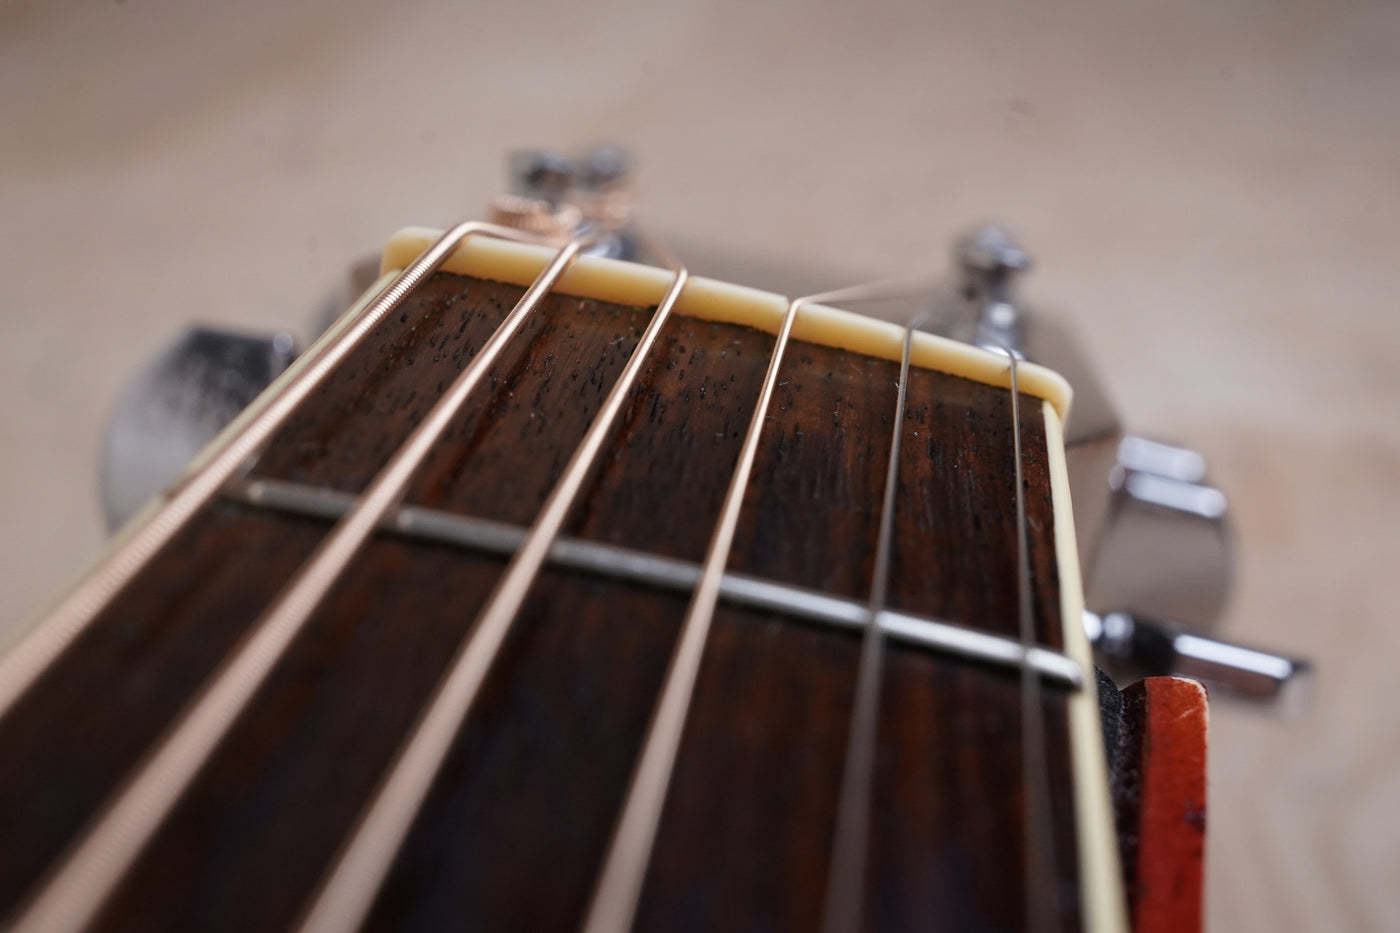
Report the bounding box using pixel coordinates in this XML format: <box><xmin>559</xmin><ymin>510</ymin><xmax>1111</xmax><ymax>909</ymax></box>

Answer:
<box><xmin>98</xmin><ymin>148</ymin><xmax>1308</xmax><ymax>709</ymax></box>
<box><xmin>29</xmin><ymin>147</ymin><xmax>1304</xmax><ymax>933</ymax></box>
<box><xmin>7</xmin><ymin>198</ymin><xmax>1123</xmax><ymax>932</ymax></box>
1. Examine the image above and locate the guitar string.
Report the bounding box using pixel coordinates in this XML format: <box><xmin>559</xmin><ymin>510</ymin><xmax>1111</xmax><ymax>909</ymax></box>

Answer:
<box><xmin>295</xmin><ymin>252</ymin><xmax>691</xmax><ymax>933</ymax></box>
<box><xmin>0</xmin><ymin>221</ymin><xmax>547</xmax><ymax>729</ymax></box>
<box><xmin>819</xmin><ymin>310</ymin><xmax>926</xmax><ymax>933</ymax></box>
<box><xmin>1001</xmin><ymin>345</ymin><xmax>1060</xmax><ymax>933</ymax></box>
<box><xmin>6</xmin><ymin>233</ymin><xmax>590</xmax><ymax>933</ymax></box>
<box><xmin>580</xmin><ymin>278</ymin><xmax>934</xmax><ymax>933</ymax></box>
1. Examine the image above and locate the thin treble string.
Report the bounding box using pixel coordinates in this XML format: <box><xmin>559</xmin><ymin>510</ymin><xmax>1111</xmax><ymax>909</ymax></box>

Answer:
<box><xmin>581</xmin><ymin>279</ymin><xmax>939</xmax><ymax>933</ymax></box>
<box><xmin>296</xmin><ymin>252</ymin><xmax>692</xmax><ymax>933</ymax></box>
<box><xmin>1001</xmin><ymin>347</ymin><xmax>1059</xmax><ymax>933</ymax></box>
<box><xmin>8</xmin><ymin>233</ymin><xmax>592</xmax><ymax>933</ymax></box>
<box><xmin>820</xmin><ymin>310</ymin><xmax>927</xmax><ymax>933</ymax></box>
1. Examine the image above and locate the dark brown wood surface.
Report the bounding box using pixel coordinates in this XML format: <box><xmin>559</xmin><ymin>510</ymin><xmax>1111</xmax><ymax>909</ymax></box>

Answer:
<box><xmin>0</xmin><ymin>503</ymin><xmax>328</xmax><ymax>917</ymax></box>
<box><xmin>0</xmin><ymin>273</ymin><xmax>1082</xmax><ymax>932</ymax></box>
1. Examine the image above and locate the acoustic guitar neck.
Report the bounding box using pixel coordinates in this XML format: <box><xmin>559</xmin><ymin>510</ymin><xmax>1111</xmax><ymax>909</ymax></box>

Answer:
<box><xmin>0</xmin><ymin>228</ymin><xmax>1125</xmax><ymax>932</ymax></box>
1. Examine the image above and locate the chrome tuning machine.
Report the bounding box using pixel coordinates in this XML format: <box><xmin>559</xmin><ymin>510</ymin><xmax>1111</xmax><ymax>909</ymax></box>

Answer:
<box><xmin>930</xmin><ymin>224</ymin><xmax>1310</xmax><ymax>707</ymax></box>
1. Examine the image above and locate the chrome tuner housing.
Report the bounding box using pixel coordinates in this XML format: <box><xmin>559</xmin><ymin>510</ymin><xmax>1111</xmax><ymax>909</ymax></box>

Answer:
<box><xmin>1088</xmin><ymin>435</ymin><xmax>1232</xmax><ymax>631</ymax></box>
<box><xmin>100</xmin><ymin>327</ymin><xmax>297</xmax><ymax>532</ymax></box>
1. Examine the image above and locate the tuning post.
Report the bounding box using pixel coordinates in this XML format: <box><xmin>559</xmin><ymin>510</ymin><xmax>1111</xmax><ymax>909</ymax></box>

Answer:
<box><xmin>947</xmin><ymin>224</ymin><xmax>1032</xmax><ymax>357</ymax></box>
<box><xmin>494</xmin><ymin>146</ymin><xmax>641</xmax><ymax>260</ymax></box>
<box><xmin>486</xmin><ymin>192</ymin><xmax>581</xmax><ymax>245</ymax></box>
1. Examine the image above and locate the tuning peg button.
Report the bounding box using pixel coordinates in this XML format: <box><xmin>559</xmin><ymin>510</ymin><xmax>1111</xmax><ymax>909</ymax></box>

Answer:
<box><xmin>1084</xmin><ymin>436</ymin><xmax>1234</xmax><ymax>632</ymax></box>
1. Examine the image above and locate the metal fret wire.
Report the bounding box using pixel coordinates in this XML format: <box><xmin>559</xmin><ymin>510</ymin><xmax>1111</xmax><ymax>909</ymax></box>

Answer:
<box><xmin>1003</xmin><ymin>347</ymin><xmax>1059</xmax><ymax>933</ymax></box>
<box><xmin>0</xmin><ymin>221</ymin><xmax>541</xmax><ymax>729</ymax></box>
<box><xmin>295</xmin><ymin>261</ymin><xmax>692</xmax><ymax>933</ymax></box>
<box><xmin>580</xmin><ymin>279</ymin><xmax>919</xmax><ymax>933</ymax></box>
<box><xmin>8</xmin><ymin>234</ymin><xmax>587</xmax><ymax>933</ymax></box>
<box><xmin>223</xmin><ymin>477</ymin><xmax>1084</xmax><ymax>688</ymax></box>
<box><xmin>820</xmin><ymin>311</ymin><xmax>925</xmax><ymax>933</ymax></box>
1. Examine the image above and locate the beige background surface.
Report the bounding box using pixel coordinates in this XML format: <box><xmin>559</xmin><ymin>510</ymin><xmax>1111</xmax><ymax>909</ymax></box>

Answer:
<box><xmin>2</xmin><ymin>0</ymin><xmax>1397</xmax><ymax>929</ymax></box>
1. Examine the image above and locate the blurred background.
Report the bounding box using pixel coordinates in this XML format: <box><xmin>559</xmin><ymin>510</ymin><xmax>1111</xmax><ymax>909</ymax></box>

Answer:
<box><xmin>1</xmin><ymin>0</ymin><xmax>1396</xmax><ymax>929</ymax></box>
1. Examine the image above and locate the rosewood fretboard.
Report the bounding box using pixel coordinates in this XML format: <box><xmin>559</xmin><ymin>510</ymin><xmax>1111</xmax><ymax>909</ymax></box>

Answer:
<box><xmin>0</xmin><ymin>271</ymin><xmax>1083</xmax><ymax>932</ymax></box>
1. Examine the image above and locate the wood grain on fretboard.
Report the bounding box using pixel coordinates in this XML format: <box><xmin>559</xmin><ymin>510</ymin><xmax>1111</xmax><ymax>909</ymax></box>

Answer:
<box><xmin>0</xmin><ymin>275</ymin><xmax>1082</xmax><ymax>931</ymax></box>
